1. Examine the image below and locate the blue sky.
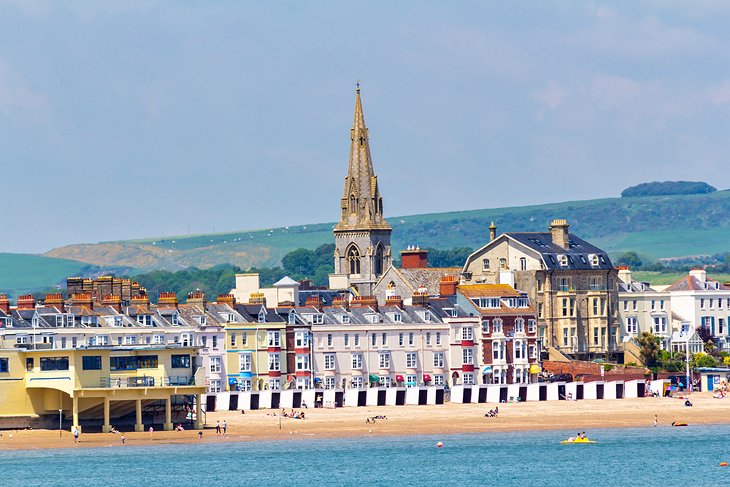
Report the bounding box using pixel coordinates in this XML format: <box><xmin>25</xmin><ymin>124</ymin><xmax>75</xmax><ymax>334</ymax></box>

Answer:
<box><xmin>2</xmin><ymin>1</ymin><xmax>729</xmax><ymax>253</ymax></box>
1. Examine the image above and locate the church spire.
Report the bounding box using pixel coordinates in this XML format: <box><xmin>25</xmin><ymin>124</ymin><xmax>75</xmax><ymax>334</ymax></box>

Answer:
<box><xmin>336</xmin><ymin>83</ymin><xmax>390</xmax><ymax>231</ymax></box>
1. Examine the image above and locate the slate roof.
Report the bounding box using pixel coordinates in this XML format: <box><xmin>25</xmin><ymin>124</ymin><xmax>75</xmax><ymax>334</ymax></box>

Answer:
<box><xmin>663</xmin><ymin>275</ymin><xmax>730</xmax><ymax>292</ymax></box>
<box><xmin>505</xmin><ymin>233</ymin><xmax>613</xmax><ymax>270</ymax></box>
<box><xmin>392</xmin><ymin>267</ymin><xmax>461</xmax><ymax>294</ymax></box>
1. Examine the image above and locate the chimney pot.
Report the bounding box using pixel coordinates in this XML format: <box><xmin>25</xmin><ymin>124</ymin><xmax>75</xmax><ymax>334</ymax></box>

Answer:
<box><xmin>549</xmin><ymin>219</ymin><xmax>570</xmax><ymax>249</ymax></box>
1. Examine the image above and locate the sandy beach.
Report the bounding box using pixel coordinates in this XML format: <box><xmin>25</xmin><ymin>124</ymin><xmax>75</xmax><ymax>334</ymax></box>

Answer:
<box><xmin>1</xmin><ymin>393</ymin><xmax>728</xmax><ymax>451</ymax></box>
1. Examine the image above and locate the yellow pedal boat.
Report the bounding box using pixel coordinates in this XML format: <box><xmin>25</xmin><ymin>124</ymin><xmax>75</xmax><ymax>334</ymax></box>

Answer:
<box><xmin>560</xmin><ymin>438</ymin><xmax>597</xmax><ymax>444</ymax></box>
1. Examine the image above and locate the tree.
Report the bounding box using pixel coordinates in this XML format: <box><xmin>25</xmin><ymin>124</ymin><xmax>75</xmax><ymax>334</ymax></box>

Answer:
<box><xmin>617</xmin><ymin>251</ymin><xmax>643</xmax><ymax>269</ymax></box>
<box><xmin>697</xmin><ymin>325</ymin><xmax>714</xmax><ymax>343</ymax></box>
<box><xmin>637</xmin><ymin>332</ymin><xmax>661</xmax><ymax>367</ymax></box>
<box><xmin>692</xmin><ymin>352</ymin><xmax>718</xmax><ymax>368</ymax></box>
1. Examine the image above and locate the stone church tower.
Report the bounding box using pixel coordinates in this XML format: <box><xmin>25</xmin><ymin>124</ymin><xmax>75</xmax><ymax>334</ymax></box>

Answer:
<box><xmin>329</xmin><ymin>84</ymin><xmax>392</xmax><ymax>295</ymax></box>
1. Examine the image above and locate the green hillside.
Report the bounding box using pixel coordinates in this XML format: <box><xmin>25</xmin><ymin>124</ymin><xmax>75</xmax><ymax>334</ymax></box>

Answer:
<box><xmin>0</xmin><ymin>253</ymin><xmax>92</xmax><ymax>297</ymax></box>
<box><xmin>39</xmin><ymin>189</ymin><xmax>730</xmax><ymax>273</ymax></box>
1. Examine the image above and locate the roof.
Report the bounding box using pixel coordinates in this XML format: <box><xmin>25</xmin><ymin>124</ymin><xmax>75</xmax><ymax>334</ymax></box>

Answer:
<box><xmin>664</xmin><ymin>275</ymin><xmax>730</xmax><ymax>292</ymax></box>
<box><xmin>392</xmin><ymin>267</ymin><xmax>461</xmax><ymax>294</ymax></box>
<box><xmin>273</xmin><ymin>276</ymin><xmax>299</xmax><ymax>287</ymax></box>
<box><xmin>458</xmin><ymin>284</ymin><xmax>520</xmax><ymax>298</ymax></box>
<box><xmin>505</xmin><ymin>232</ymin><xmax>614</xmax><ymax>271</ymax></box>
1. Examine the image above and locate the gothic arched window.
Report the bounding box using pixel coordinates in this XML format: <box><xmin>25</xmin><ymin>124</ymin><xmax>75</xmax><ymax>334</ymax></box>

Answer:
<box><xmin>347</xmin><ymin>245</ymin><xmax>361</xmax><ymax>275</ymax></box>
<box><xmin>374</xmin><ymin>244</ymin><xmax>384</xmax><ymax>276</ymax></box>
<box><xmin>349</xmin><ymin>194</ymin><xmax>356</xmax><ymax>214</ymax></box>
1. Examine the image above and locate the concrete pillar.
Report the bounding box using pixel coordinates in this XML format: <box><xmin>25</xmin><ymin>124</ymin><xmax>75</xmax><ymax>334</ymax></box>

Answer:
<box><xmin>194</xmin><ymin>394</ymin><xmax>202</xmax><ymax>430</ymax></box>
<box><xmin>72</xmin><ymin>396</ymin><xmax>80</xmax><ymax>432</ymax></box>
<box><xmin>134</xmin><ymin>399</ymin><xmax>144</xmax><ymax>432</ymax></box>
<box><xmin>163</xmin><ymin>397</ymin><xmax>173</xmax><ymax>431</ymax></box>
<box><xmin>102</xmin><ymin>397</ymin><xmax>111</xmax><ymax>433</ymax></box>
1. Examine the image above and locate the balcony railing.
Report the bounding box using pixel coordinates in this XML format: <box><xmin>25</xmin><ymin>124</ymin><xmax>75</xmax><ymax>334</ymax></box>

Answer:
<box><xmin>99</xmin><ymin>375</ymin><xmax>196</xmax><ymax>388</ymax></box>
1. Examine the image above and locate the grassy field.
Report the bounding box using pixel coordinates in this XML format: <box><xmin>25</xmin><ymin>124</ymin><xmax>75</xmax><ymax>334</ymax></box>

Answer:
<box><xmin>632</xmin><ymin>271</ymin><xmax>730</xmax><ymax>286</ymax></box>
<box><xmin>0</xmin><ymin>253</ymin><xmax>91</xmax><ymax>297</ymax></box>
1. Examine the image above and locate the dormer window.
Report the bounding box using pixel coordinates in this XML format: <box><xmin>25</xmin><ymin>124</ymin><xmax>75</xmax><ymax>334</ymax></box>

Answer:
<box><xmin>423</xmin><ymin>311</ymin><xmax>432</xmax><ymax>323</ymax></box>
<box><xmin>393</xmin><ymin>313</ymin><xmax>402</xmax><ymax>323</ymax></box>
<box><xmin>589</xmin><ymin>254</ymin><xmax>599</xmax><ymax>266</ymax></box>
<box><xmin>558</xmin><ymin>254</ymin><xmax>569</xmax><ymax>267</ymax></box>
<box><xmin>114</xmin><ymin>316</ymin><xmax>123</xmax><ymax>327</ymax></box>
<box><xmin>367</xmin><ymin>314</ymin><xmax>379</xmax><ymax>324</ymax></box>
<box><xmin>258</xmin><ymin>310</ymin><xmax>266</xmax><ymax>323</ymax></box>
<box><xmin>288</xmin><ymin>312</ymin><xmax>297</xmax><ymax>325</ymax></box>
<box><xmin>137</xmin><ymin>315</ymin><xmax>152</xmax><ymax>326</ymax></box>
<box><xmin>340</xmin><ymin>314</ymin><xmax>351</xmax><ymax>324</ymax></box>
<box><xmin>32</xmin><ymin>316</ymin><xmax>40</xmax><ymax>327</ymax></box>
<box><xmin>171</xmin><ymin>313</ymin><xmax>179</xmax><ymax>325</ymax></box>
<box><xmin>81</xmin><ymin>316</ymin><xmax>98</xmax><ymax>327</ymax></box>
<box><xmin>56</xmin><ymin>315</ymin><xmax>63</xmax><ymax>327</ymax></box>
<box><xmin>195</xmin><ymin>315</ymin><xmax>207</xmax><ymax>326</ymax></box>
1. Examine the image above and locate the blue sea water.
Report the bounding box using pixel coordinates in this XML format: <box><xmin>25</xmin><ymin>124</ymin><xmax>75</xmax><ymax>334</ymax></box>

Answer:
<box><xmin>2</xmin><ymin>425</ymin><xmax>730</xmax><ymax>486</ymax></box>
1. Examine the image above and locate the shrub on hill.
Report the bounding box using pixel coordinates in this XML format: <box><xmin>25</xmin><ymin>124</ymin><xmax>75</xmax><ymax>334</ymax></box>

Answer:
<box><xmin>621</xmin><ymin>181</ymin><xmax>716</xmax><ymax>198</ymax></box>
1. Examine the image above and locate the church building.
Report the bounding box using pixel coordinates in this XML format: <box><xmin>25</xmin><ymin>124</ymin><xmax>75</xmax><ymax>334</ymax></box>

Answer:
<box><xmin>329</xmin><ymin>85</ymin><xmax>392</xmax><ymax>295</ymax></box>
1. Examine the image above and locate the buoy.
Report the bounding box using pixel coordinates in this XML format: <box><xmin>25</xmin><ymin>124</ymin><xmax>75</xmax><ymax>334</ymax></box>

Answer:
<box><xmin>720</xmin><ymin>462</ymin><xmax>728</xmax><ymax>467</ymax></box>
<box><xmin>437</xmin><ymin>442</ymin><xmax>443</xmax><ymax>448</ymax></box>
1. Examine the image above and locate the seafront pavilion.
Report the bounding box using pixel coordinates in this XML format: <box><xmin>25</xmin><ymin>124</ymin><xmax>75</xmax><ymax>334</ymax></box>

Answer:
<box><xmin>0</xmin><ymin>346</ymin><xmax>206</xmax><ymax>432</ymax></box>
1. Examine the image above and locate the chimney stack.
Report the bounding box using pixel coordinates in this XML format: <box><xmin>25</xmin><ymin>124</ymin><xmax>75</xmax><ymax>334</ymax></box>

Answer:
<box><xmin>305</xmin><ymin>295</ymin><xmax>324</xmax><ymax>312</ymax></box>
<box><xmin>17</xmin><ymin>294</ymin><xmax>36</xmax><ymax>310</ymax></box>
<box><xmin>216</xmin><ymin>294</ymin><xmax>236</xmax><ymax>307</ymax></box>
<box><xmin>71</xmin><ymin>293</ymin><xmax>94</xmax><ymax>310</ymax></box>
<box><xmin>350</xmin><ymin>295</ymin><xmax>378</xmax><ymax>311</ymax></box>
<box><xmin>248</xmin><ymin>292</ymin><xmax>266</xmax><ymax>307</ymax></box>
<box><xmin>690</xmin><ymin>268</ymin><xmax>707</xmax><ymax>283</ymax></box>
<box><xmin>400</xmin><ymin>246</ymin><xmax>428</xmax><ymax>269</ymax></box>
<box><xmin>158</xmin><ymin>292</ymin><xmax>179</xmax><ymax>309</ymax></box>
<box><xmin>130</xmin><ymin>294</ymin><xmax>150</xmax><ymax>310</ymax></box>
<box><xmin>44</xmin><ymin>293</ymin><xmax>65</xmax><ymax>312</ymax></box>
<box><xmin>616</xmin><ymin>266</ymin><xmax>632</xmax><ymax>284</ymax></box>
<box><xmin>332</xmin><ymin>294</ymin><xmax>349</xmax><ymax>309</ymax></box>
<box><xmin>0</xmin><ymin>294</ymin><xmax>10</xmax><ymax>314</ymax></box>
<box><xmin>549</xmin><ymin>219</ymin><xmax>570</xmax><ymax>249</ymax></box>
<box><xmin>439</xmin><ymin>275</ymin><xmax>457</xmax><ymax>297</ymax></box>
<box><xmin>102</xmin><ymin>295</ymin><xmax>122</xmax><ymax>313</ymax></box>
<box><xmin>412</xmin><ymin>292</ymin><xmax>429</xmax><ymax>307</ymax></box>
<box><xmin>384</xmin><ymin>295</ymin><xmax>404</xmax><ymax>309</ymax></box>
<box><xmin>187</xmin><ymin>290</ymin><xmax>207</xmax><ymax>309</ymax></box>
<box><xmin>489</xmin><ymin>221</ymin><xmax>497</xmax><ymax>242</ymax></box>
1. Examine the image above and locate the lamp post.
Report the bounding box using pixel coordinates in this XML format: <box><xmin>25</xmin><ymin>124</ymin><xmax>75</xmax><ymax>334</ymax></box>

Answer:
<box><xmin>58</xmin><ymin>408</ymin><xmax>63</xmax><ymax>438</ymax></box>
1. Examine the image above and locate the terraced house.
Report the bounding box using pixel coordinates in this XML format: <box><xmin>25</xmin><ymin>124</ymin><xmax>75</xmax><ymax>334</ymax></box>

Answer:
<box><xmin>462</xmin><ymin>219</ymin><xmax>619</xmax><ymax>361</ymax></box>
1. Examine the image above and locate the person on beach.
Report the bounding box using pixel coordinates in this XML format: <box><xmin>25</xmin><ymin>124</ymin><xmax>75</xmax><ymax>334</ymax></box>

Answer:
<box><xmin>222</xmin><ymin>420</ymin><xmax>227</xmax><ymax>435</ymax></box>
<box><xmin>215</xmin><ymin>420</ymin><xmax>221</xmax><ymax>435</ymax></box>
<box><xmin>73</xmin><ymin>427</ymin><xmax>80</xmax><ymax>444</ymax></box>
<box><xmin>149</xmin><ymin>426</ymin><xmax>154</xmax><ymax>434</ymax></box>
<box><xmin>121</xmin><ymin>434</ymin><xmax>125</xmax><ymax>445</ymax></box>
<box><xmin>198</xmin><ymin>431</ymin><xmax>203</xmax><ymax>439</ymax></box>
<box><xmin>654</xmin><ymin>415</ymin><xmax>658</xmax><ymax>427</ymax></box>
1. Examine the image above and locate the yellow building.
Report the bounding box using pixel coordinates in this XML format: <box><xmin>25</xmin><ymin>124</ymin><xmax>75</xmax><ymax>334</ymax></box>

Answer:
<box><xmin>225</xmin><ymin>299</ymin><xmax>288</xmax><ymax>391</ymax></box>
<box><xmin>0</xmin><ymin>346</ymin><xmax>206</xmax><ymax>432</ymax></box>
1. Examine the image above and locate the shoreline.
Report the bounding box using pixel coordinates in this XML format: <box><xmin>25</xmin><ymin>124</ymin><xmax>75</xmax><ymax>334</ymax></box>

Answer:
<box><xmin>1</xmin><ymin>393</ymin><xmax>728</xmax><ymax>451</ymax></box>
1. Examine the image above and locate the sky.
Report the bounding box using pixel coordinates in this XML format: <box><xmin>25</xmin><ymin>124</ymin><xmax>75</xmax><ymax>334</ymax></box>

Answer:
<box><xmin>1</xmin><ymin>1</ymin><xmax>730</xmax><ymax>253</ymax></box>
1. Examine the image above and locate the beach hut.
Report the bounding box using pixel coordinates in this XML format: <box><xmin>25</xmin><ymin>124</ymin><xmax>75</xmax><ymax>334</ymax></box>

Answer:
<box><xmin>213</xmin><ymin>392</ymin><xmax>230</xmax><ymax>411</ymax></box>
<box><xmin>280</xmin><ymin>389</ymin><xmax>295</xmax><ymax>409</ymax></box>
<box><xmin>564</xmin><ymin>382</ymin><xmax>577</xmax><ymax>400</ymax></box>
<box><xmin>583</xmin><ymin>381</ymin><xmax>598</xmax><ymax>400</ymax></box>
<box><xmin>301</xmin><ymin>389</ymin><xmax>316</xmax><ymax>408</ymax></box>
<box><xmin>526</xmin><ymin>383</ymin><xmax>541</xmax><ymax>401</ymax></box>
<box><xmin>623</xmin><ymin>380</ymin><xmax>643</xmax><ymax>398</ymax></box>
<box><xmin>450</xmin><ymin>385</ymin><xmax>465</xmax><ymax>403</ymax></box>
<box><xmin>259</xmin><ymin>390</ymin><xmax>273</xmax><ymax>409</ymax></box>
<box><xmin>546</xmin><ymin>383</ymin><xmax>560</xmax><ymax>401</ymax></box>
<box><xmin>238</xmin><ymin>392</ymin><xmax>252</xmax><ymax>410</ymax></box>
<box><xmin>228</xmin><ymin>393</ymin><xmax>239</xmax><ymax>411</ymax></box>
<box><xmin>507</xmin><ymin>384</ymin><xmax>521</xmax><ymax>402</ymax></box>
<box><xmin>696</xmin><ymin>367</ymin><xmax>730</xmax><ymax>392</ymax></box>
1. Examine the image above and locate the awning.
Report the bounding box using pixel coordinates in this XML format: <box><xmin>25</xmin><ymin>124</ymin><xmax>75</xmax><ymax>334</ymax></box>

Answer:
<box><xmin>482</xmin><ymin>366</ymin><xmax>493</xmax><ymax>374</ymax></box>
<box><xmin>407</xmin><ymin>382</ymin><xmax>417</xmax><ymax>386</ymax></box>
<box><xmin>368</xmin><ymin>374</ymin><xmax>380</xmax><ymax>383</ymax></box>
<box><xmin>395</xmin><ymin>375</ymin><xmax>405</xmax><ymax>382</ymax></box>
<box><xmin>314</xmin><ymin>377</ymin><xmax>322</xmax><ymax>383</ymax></box>
<box><xmin>452</xmin><ymin>371</ymin><xmax>460</xmax><ymax>379</ymax></box>
<box><xmin>228</xmin><ymin>377</ymin><xmax>238</xmax><ymax>385</ymax></box>
<box><xmin>239</xmin><ymin>372</ymin><xmax>252</xmax><ymax>379</ymax></box>
<box><xmin>423</xmin><ymin>374</ymin><xmax>432</xmax><ymax>382</ymax></box>
<box><xmin>529</xmin><ymin>364</ymin><xmax>541</xmax><ymax>374</ymax></box>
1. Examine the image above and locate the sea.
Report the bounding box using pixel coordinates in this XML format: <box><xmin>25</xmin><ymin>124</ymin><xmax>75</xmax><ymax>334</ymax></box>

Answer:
<box><xmin>2</xmin><ymin>425</ymin><xmax>729</xmax><ymax>486</ymax></box>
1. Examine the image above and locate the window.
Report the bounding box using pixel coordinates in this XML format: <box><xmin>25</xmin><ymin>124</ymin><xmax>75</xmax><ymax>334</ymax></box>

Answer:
<box><xmin>269</xmin><ymin>353</ymin><xmax>280</xmax><ymax>371</ymax></box>
<box><xmin>569</xmin><ymin>298</ymin><xmax>575</xmax><ymax>316</ymax></box>
<box><xmin>393</xmin><ymin>313</ymin><xmax>402</xmax><ymax>323</ymax></box>
<box><xmin>295</xmin><ymin>331</ymin><xmax>309</xmax><ymax>348</ymax></box>
<box><xmin>26</xmin><ymin>358</ymin><xmax>34</xmax><ymax>371</ymax></box>
<box><xmin>626</xmin><ymin>317</ymin><xmax>638</xmax><ymax>334</ymax></box>
<box><xmin>379</xmin><ymin>352</ymin><xmax>391</xmax><ymax>369</ymax></box>
<box><xmin>381</xmin><ymin>333</ymin><xmax>387</xmax><ymax>346</ymax></box>
<box><xmin>482</xmin><ymin>258</ymin><xmax>490</xmax><ymax>271</ymax></box>
<box><xmin>426</xmin><ymin>332</ymin><xmax>431</xmax><ymax>345</ymax></box>
<box><xmin>209</xmin><ymin>379</ymin><xmax>222</xmax><ymax>394</ymax></box>
<box><xmin>351</xmin><ymin>376</ymin><xmax>364</xmax><ymax>389</ymax></box>
<box><xmin>230</xmin><ymin>333</ymin><xmax>236</xmax><ymax>347</ymax></box>
<box><xmin>462</xmin><ymin>348</ymin><xmax>474</xmax><ymax>365</ymax></box>
<box><xmin>529</xmin><ymin>344</ymin><xmax>537</xmax><ymax>359</ymax></box>
<box><xmin>136</xmin><ymin>315</ymin><xmax>151</xmax><ymax>326</ymax></box>
<box><xmin>352</xmin><ymin>353</ymin><xmax>363</xmax><ymax>369</ymax></box>
<box><xmin>563</xmin><ymin>328</ymin><xmax>568</xmax><ymax>346</ymax></box>
<box><xmin>344</xmin><ymin>333</ymin><xmax>349</xmax><ymax>347</ymax></box>
<box><xmin>528</xmin><ymin>319</ymin><xmax>536</xmax><ymax>333</ymax></box>
<box><xmin>499</xmin><ymin>258</ymin><xmax>507</xmax><ymax>269</ymax></box>
<box><xmin>212</xmin><ymin>336</ymin><xmax>218</xmax><ymax>349</ymax></box>
<box><xmin>340</xmin><ymin>314</ymin><xmax>351</xmax><ymax>324</ymax></box>
<box><xmin>406</xmin><ymin>374</ymin><xmax>418</xmax><ymax>387</ymax></box>
<box><xmin>307</xmin><ymin>314</ymin><xmax>324</xmax><ymax>325</ymax></box>
<box><xmin>110</xmin><ymin>356</ymin><xmax>136</xmax><ymax>370</ymax></box>
<box><xmin>562</xmin><ymin>298</ymin><xmax>568</xmax><ymax>317</ymax></box>
<box><xmin>371</xmin><ymin>333</ymin><xmax>377</xmax><ymax>346</ymax></box>
<box><xmin>324</xmin><ymin>353</ymin><xmax>336</xmax><ymax>370</ymax></box>
<box><xmin>239</xmin><ymin>379</ymin><xmax>252</xmax><ymax>392</ymax></box>
<box><xmin>40</xmin><ymin>357</ymin><xmax>69</xmax><ymax>371</ymax></box>
<box><xmin>719</xmin><ymin>318</ymin><xmax>725</xmax><ymax>335</ymax></box>
<box><xmin>136</xmin><ymin>355</ymin><xmax>158</xmax><ymax>369</ymax></box>
<box><xmin>210</xmin><ymin>356</ymin><xmax>221</xmax><ymax>373</ymax></box>
<box><xmin>515</xmin><ymin>319</ymin><xmax>525</xmax><ymax>333</ymax></box>
<box><xmin>408</xmin><ymin>332</ymin><xmax>414</xmax><ymax>346</ymax></box>
<box><xmin>700</xmin><ymin>299</ymin><xmax>705</xmax><ymax>309</ymax></box>
<box><xmin>296</xmin><ymin>354</ymin><xmax>310</xmax><ymax>371</ymax></box>
<box><xmin>171</xmin><ymin>354</ymin><xmax>191</xmax><ymax>368</ymax></box>
<box><xmin>433</xmin><ymin>374</ymin><xmax>445</xmax><ymax>386</ymax></box>
<box><xmin>180</xmin><ymin>333</ymin><xmax>192</xmax><ymax>347</ymax></box>
<box><xmin>406</xmin><ymin>352</ymin><xmax>417</xmax><ymax>368</ymax></box>
<box><xmin>380</xmin><ymin>376</ymin><xmax>391</xmax><ymax>388</ymax></box>
<box><xmin>324</xmin><ymin>376</ymin><xmax>336</xmax><ymax>390</ymax></box>
<box><xmin>463</xmin><ymin>373</ymin><xmax>475</xmax><ymax>385</ymax></box>
<box><xmin>492</xmin><ymin>341</ymin><xmax>504</xmax><ymax>360</ymax></box>
<box><xmin>520</xmin><ymin>257</ymin><xmax>527</xmax><ymax>271</ymax></box>
<box><xmin>461</xmin><ymin>327</ymin><xmax>473</xmax><ymax>341</ymax></box>
<box><xmin>653</xmin><ymin>316</ymin><xmax>668</xmax><ymax>334</ymax></box>
<box><xmin>347</xmin><ymin>245</ymin><xmax>361</xmax><ymax>274</ymax></box>
<box><xmin>258</xmin><ymin>309</ymin><xmax>266</xmax><ymax>323</ymax></box>
<box><xmin>267</xmin><ymin>331</ymin><xmax>281</xmax><ymax>347</ymax></box>
<box><xmin>327</xmin><ymin>334</ymin><xmax>333</xmax><ymax>347</ymax></box>
<box><xmin>82</xmin><ymin>356</ymin><xmax>102</xmax><ymax>370</ymax></box>
<box><xmin>493</xmin><ymin>319</ymin><xmax>503</xmax><ymax>333</ymax></box>
<box><xmin>153</xmin><ymin>335</ymin><xmax>164</xmax><ymax>345</ymax></box>
<box><xmin>124</xmin><ymin>336</ymin><xmax>137</xmax><ymax>345</ymax></box>
<box><xmin>354</xmin><ymin>334</ymin><xmax>360</xmax><ymax>347</ymax></box>
<box><xmin>593</xmin><ymin>298</ymin><xmax>599</xmax><ymax>315</ymax></box>
<box><xmin>424</xmin><ymin>311</ymin><xmax>432</xmax><ymax>322</ymax></box>
<box><xmin>399</xmin><ymin>333</ymin><xmax>404</xmax><ymax>346</ymax></box>
<box><xmin>433</xmin><ymin>351</ymin><xmax>445</xmax><ymax>368</ymax></box>
<box><xmin>171</xmin><ymin>313</ymin><xmax>179</xmax><ymax>325</ymax></box>
<box><xmin>239</xmin><ymin>353</ymin><xmax>252</xmax><ymax>372</ymax></box>
<box><xmin>269</xmin><ymin>378</ymin><xmax>281</xmax><ymax>391</ymax></box>
<box><xmin>436</xmin><ymin>332</ymin><xmax>441</xmax><ymax>345</ymax></box>
<box><xmin>623</xmin><ymin>300</ymin><xmax>629</xmax><ymax>312</ymax></box>
<box><xmin>0</xmin><ymin>358</ymin><xmax>8</xmax><ymax>373</ymax></box>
